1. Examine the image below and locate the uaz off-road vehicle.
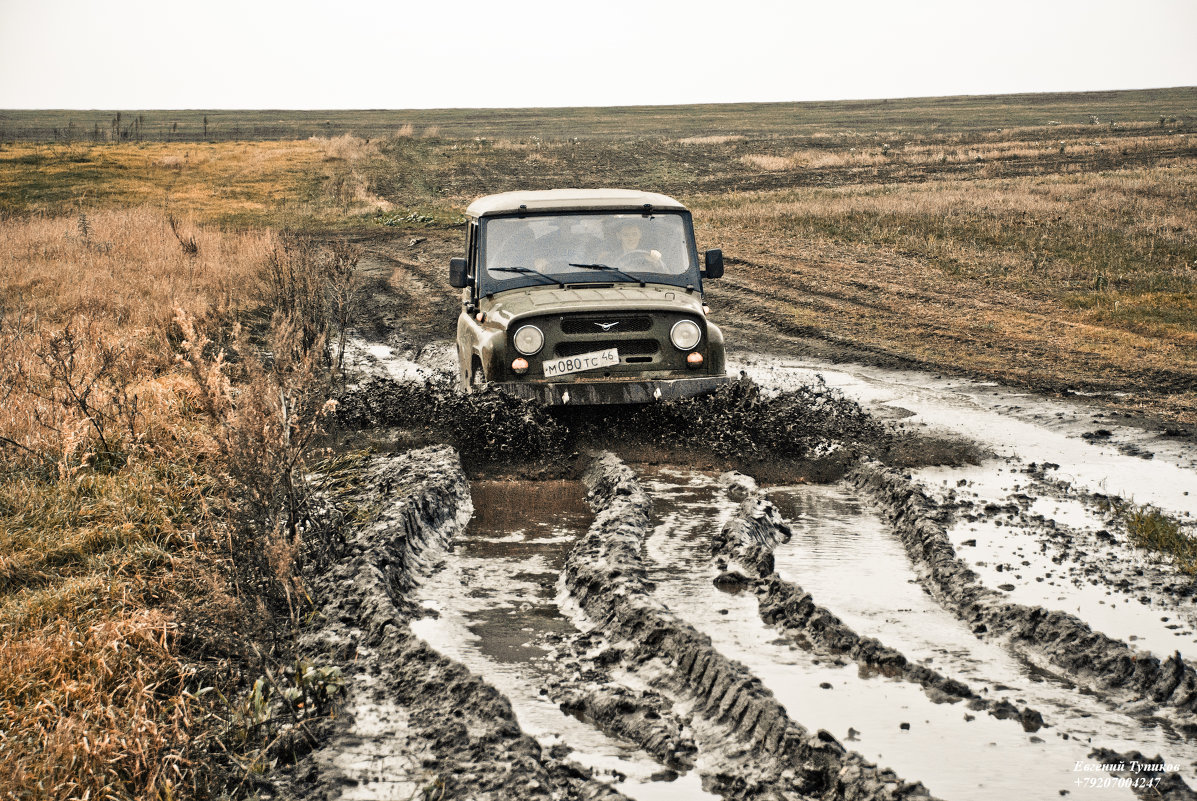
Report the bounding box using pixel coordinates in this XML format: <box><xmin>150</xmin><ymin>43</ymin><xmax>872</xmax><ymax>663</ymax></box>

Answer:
<box><xmin>450</xmin><ymin>189</ymin><xmax>732</xmax><ymax>404</ymax></box>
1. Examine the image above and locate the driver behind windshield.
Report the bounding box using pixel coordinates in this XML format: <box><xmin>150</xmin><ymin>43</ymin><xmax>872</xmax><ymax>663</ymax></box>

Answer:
<box><xmin>484</xmin><ymin>214</ymin><xmax>692</xmax><ymax>283</ymax></box>
<box><xmin>604</xmin><ymin>219</ymin><xmax>666</xmax><ymax>272</ymax></box>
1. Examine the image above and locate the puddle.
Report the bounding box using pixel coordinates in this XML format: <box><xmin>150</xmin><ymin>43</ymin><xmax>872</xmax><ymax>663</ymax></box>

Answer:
<box><xmin>409</xmin><ymin>479</ymin><xmax>717</xmax><ymax>801</ymax></box>
<box><xmin>341</xmin><ymin>335</ymin><xmax>452</xmax><ymax>384</ymax></box>
<box><xmin>733</xmin><ymin>354</ymin><xmax>1197</xmax><ymax>519</ymax></box>
<box><xmin>766</xmin><ymin>482</ymin><xmax>1197</xmax><ymax>784</ymax></box>
<box><xmin>638</xmin><ymin>466</ymin><xmax>1145</xmax><ymax>799</ymax></box>
<box><xmin>913</xmin><ymin>467</ymin><xmax>1197</xmax><ymax>662</ymax></box>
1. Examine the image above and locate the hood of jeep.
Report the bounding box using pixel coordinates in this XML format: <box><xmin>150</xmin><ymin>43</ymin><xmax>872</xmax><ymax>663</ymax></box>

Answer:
<box><xmin>481</xmin><ymin>283</ymin><xmax>704</xmax><ymax>325</ymax></box>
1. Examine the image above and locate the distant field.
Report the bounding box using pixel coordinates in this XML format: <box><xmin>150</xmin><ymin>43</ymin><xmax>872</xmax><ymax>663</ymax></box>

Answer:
<box><xmin>2</xmin><ymin>86</ymin><xmax>1194</xmax><ymax>142</ymax></box>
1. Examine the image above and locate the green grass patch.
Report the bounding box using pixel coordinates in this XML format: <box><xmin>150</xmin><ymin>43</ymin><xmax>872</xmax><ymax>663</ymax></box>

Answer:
<box><xmin>1109</xmin><ymin>501</ymin><xmax>1197</xmax><ymax>574</ymax></box>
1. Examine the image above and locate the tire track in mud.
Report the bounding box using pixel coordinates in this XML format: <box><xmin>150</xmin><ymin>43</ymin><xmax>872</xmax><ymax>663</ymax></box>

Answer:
<box><xmin>850</xmin><ymin>461</ymin><xmax>1197</xmax><ymax>731</ymax></box>
<box><xmin>292</xmin><ymin>447</ymin><xmax>634</xmax><ymax>801</ymax></box>
<box><xmin>633</xmin><ymin>466</ymin><xmax>1158</xmax><ymax>800</ymax></box>
<box><xmin>711</xmin><ymin>472</ymin><xmax>1197</xmax><ymax>798</ymax></box>
<box><xmin>923</xmin><ymin>465</ymin><xmax>1197</xmax><ymax>657</ymax></box>
<box><xmin>565</xmin><ymin>453</ymin><xmax>937</xmax><ymax>801</ymax></box>
<box><xmin>712</xmin><ymin>472</ymin><xmax>1044</xmax><ymax>731</ymax></box>
<box><xmin>407</xmin><ymin>477</ymin><xmax>716</xmax><ymax>801</ymax></box>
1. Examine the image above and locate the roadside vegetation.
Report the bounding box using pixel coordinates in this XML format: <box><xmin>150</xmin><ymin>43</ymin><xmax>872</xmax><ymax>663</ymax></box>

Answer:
<box><xmin>0</xmin><ymin>208</ymin><xmax>359</xmax><ymax>798</ymax></box>
<box><xmin>1104</xmin><ymin>500</ymin><xmax>1197</xmax><ymax>575</ymax></box>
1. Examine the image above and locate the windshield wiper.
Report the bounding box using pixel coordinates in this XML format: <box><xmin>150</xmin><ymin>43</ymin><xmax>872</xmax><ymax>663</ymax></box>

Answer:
<box><xmin>489</xmin><ymin>266</ymin><xmax>564</xmax><ymax>287</ymax></box>
<box><xmin>567</xmin><ymin>262</ymin><xmax>644</xmax><ymax>285</ymax></box>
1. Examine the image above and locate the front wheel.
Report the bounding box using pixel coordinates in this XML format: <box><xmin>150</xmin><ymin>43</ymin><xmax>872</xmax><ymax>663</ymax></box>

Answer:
<box><xmin>468</xmin><ymin>358</ymin><xmax>486</xmax><ymax>391</ymax></box>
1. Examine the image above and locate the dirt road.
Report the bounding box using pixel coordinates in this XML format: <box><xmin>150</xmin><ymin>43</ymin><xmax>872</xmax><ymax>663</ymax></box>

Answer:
<box><xmin>278</xmin><ymin>236</ymin><xmax>1197</xmax><ymax>800</ymax></box>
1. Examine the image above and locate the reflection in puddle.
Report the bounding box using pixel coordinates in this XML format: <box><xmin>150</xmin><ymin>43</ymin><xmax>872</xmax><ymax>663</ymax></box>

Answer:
<box><xmin>638</xmin><ymin>466</ymin><xmax>1142</xmax><ymax>799</ymax></box>
<box><xmin>410</xmin><ymin>479</ymin><xmax>718</xmax><ymax>801</ymax></box>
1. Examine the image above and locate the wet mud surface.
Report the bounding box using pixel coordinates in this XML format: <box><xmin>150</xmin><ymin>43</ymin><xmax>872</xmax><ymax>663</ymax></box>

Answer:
<box><xmin>288</xmin><ymin>261</ymin><xmax>1197</xmax><ymax>799</ymax></box>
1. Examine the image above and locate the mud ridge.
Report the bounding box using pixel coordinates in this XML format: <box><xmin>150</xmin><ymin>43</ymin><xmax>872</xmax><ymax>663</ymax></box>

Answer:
<box><xmin>548</xmin><ymin>640</ymin><xmax>699</xmax><ymax>771</ymax></box>
<box><xmin>849</xmin><ymin>461</ymin><xmax>1197</xmax><ymax>732</ymax></box>
<box><xmin>564</xmin><ymin>452</ymin><xmax>938</xmax><ymax>801</ymax></box>
<box><xmin>712</xmin><ymin>472</ymin><xmax>1045</xmax><ymax>732</ymax></box>
<box><xmin>290</xmin><ymin>445</ymin><xmax>632</xmax><ymax>801</ymax></box>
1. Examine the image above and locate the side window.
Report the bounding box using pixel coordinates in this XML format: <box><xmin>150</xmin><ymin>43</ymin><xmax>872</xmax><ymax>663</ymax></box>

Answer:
<box><xmin>467</xmin><ymin>223</ymin><xmax>478</xmax><ymax>275</ymax></box>
<box><xmin>465</xmin><ymin>222</ymin><xmax>479</xmax><ymax>297</ymax></box>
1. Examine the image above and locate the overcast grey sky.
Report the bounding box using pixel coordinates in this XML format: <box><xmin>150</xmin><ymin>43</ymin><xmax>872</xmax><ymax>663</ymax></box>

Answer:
<box><xmin>1</xmin><ymin>0</ymin><xmax>1194</xmax><ymax>109</ymax></box>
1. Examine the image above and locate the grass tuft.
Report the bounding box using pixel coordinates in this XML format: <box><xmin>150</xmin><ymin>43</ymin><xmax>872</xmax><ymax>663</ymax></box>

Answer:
<box><xmin>1120</xmin><ymin>503</ymin><xmax>1197</xmax><ymax>575</ymax></box>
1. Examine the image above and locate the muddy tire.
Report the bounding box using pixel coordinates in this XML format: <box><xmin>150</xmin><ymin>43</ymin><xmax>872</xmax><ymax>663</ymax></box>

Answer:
<box><xmin>468</xmin><ymin>357</ymin><xmax>486</xmax><ymax>391</ymax></box>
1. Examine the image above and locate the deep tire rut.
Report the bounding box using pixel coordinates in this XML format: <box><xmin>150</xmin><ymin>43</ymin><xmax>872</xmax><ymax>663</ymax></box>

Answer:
<box><xmin>849</xmin><ymin>461</ymin><xmax>1197</xmax><ymax>728</ymax></box>
<box><xmin>564</xmin><ymin>453</ymin><xmax>937</xmax><ymax>800</ymax></box>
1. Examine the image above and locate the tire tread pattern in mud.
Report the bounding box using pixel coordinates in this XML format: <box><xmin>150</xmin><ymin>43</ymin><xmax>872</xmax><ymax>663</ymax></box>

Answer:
<box><xmin>292</xmin><ymin>445</ymin><xmax>632</xmax><ymax>801</ymax></box>
<box><xmin>849</xmin><ymin>461</ymin><xmax>1197</xmax><ymax>728</ymax></box>
<box><xmin>565</xmin><ymin>452</ymin><xmax>938</xmax><ymax>801</ymax></box>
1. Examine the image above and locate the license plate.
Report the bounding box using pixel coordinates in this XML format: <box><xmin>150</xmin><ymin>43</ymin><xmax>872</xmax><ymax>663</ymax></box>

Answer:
<box><xmin>543</xmin><ymin>348</ymin><xmax>620</xmax><ymax>377</ymax></box>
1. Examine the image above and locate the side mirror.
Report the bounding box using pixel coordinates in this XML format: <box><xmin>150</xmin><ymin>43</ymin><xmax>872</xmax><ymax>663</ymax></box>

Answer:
<box><xmin>449</xmin><ymin>257</ymin><xmax>469</xmax><ymax>288</ymax></box>
<box><xmin>702</xmin><ymin>249</ymin><xmax>724</xmax><ymax>280</ymax></box>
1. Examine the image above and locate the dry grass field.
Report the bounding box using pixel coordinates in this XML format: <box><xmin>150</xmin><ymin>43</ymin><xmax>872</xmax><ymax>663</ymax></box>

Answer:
<box><xmin>0</xmin><ymin>208</ymin><xmax>356</xmax><ymax>798</ymax></box>
<box><xmin>1</xmin><ymin>88</ymin><xmax>1195</xmax><ymax>798</ymax></box>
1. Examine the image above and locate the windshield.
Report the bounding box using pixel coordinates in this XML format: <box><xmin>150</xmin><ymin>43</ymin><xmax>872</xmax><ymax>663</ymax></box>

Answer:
<box><xmin>479</xmin><ymin>212</ymin><xmax>698</xmax><ymax>293</ymax></box>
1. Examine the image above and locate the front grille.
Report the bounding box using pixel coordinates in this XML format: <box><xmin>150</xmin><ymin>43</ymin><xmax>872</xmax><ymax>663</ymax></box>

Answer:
<box><xmin>560</xmin><ymin>315</ymin><xmax>653</xmax><ymax>334</ymax></box>
<box><xmin>555</xmin><ymin>339</ymin><xmax>659</xmax><ymax>358</ymax></box>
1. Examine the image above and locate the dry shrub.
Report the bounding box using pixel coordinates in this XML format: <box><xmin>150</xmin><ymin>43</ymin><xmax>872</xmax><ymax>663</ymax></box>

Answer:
<box><xmin>394</xmin><ymin>123</ymin><xmax>415</xmax><ymax>138</ymax></box>
<box><xmin>0</xmin><ymin>208</ymin><xmax>360</xmax><ymax>798</ymax></box>
<box><xmin>175</xmin><ymin>308</ymin><xmax>339</xmax><ymax>611</ymax></box>
<box><xmin>176</xmin><ymin>235</ymin><xmax>361</xmax><ymax>606</ymax></box>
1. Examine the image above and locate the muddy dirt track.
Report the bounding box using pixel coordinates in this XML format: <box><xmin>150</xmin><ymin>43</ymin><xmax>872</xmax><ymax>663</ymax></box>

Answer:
<box><xmin>276</xmin><ymin>236</ymin><xmax>1197</xmax><ymax>801</ymax></box>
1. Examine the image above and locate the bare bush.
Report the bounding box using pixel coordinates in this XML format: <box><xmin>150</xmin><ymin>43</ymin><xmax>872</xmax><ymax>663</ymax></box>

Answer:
<box><xmin>263</xmin><ymin>236</ymin><xmax>362</xmax><ymax>358</ymax></box>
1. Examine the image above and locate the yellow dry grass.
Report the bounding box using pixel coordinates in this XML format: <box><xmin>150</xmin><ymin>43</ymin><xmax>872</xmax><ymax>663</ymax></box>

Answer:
<box><xmin>676</xmin><ymin>134</ymin><xmax>746</xmax><ymax>145</ymax></box>
<box><xmin>0</xmin><ymin>140</ymin><xmax>328</xmax><ymax>227</ymax></box>
<box><xmin>0</xmin><ymin>207</ymin><xmax>279</xmax><ymax>799</ymax></box>
<box><xmin>696</xmin><ymin>160</ymin><xmax>1197</xmax><ymax>421</ymax></box>
<box><xmin>310</xmin><ymin>134</ymin><xmax>393</xmax><ymax>212</ymax></box>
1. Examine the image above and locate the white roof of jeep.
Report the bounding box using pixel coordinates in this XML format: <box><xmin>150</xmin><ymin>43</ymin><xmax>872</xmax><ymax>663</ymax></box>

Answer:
<box><xmin>466</xmin><ymin>189</ymin><xmax>687</xmax><ymax>218</ymax></box>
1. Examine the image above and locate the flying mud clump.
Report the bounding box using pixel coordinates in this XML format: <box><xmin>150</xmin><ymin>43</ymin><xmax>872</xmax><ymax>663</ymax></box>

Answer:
<box><xmin>335</xmin><ymin>375</ymin><xmax>567</xmax><ymax>462</ymax></box>
<box><xmin>336</xmin><ymin>374</ymin><xmax>906</xmax><ymax>473</ymax></box>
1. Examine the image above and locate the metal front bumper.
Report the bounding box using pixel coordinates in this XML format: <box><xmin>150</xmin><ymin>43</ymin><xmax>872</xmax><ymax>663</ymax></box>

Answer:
<box><xmin>491</xmin><ymin>375</ymin><xmax>735</xmax><ymax>406</ymax></box>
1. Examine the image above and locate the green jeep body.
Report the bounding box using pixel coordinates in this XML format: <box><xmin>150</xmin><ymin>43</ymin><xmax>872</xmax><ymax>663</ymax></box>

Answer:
<box><xmin>450</xmin><ymin>189</ymin><xmax>732</xmax><ymax>405</ymax></box>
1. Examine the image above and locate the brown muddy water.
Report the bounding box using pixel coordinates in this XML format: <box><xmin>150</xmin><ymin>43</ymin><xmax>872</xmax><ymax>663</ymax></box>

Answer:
<box><xmin>408</xmin><ymin>479</ymin><xmax>717</xmax><ymax>801</ymax></box>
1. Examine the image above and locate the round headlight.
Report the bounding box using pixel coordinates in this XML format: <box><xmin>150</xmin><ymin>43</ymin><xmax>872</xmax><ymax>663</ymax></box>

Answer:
<box><xmin>513</xmin><ymin>325</ymin><xmax>544</xmax><ymax>356</ymax></box>
<box><xmin>670</xmin><ymin>320</ymin><xmax>702</xmax><ymax>351</ymax></box>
